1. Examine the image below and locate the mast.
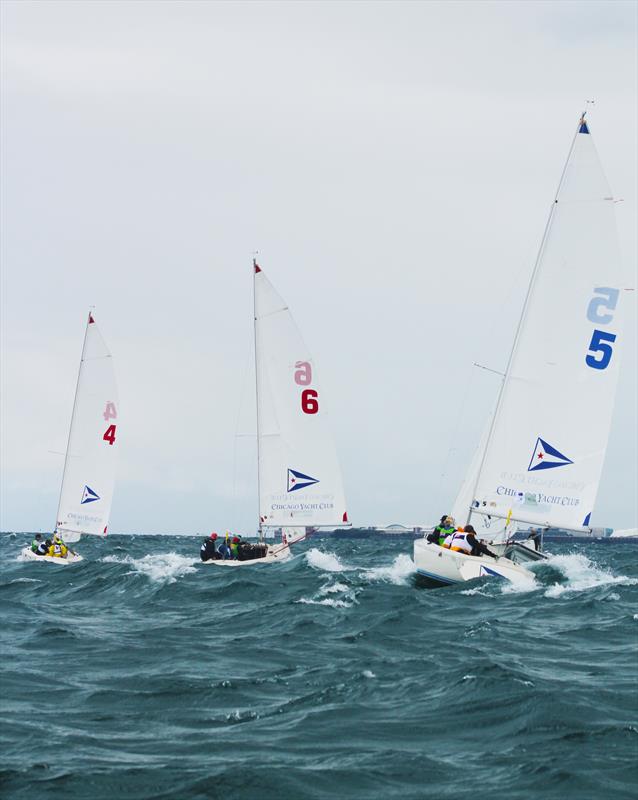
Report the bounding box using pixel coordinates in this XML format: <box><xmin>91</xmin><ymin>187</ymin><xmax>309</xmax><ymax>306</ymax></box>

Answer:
<box><xmin>54</xmin><ymin>310</ymin><xmax>93</xmax><ymax>534</ymax></box>
<box><xmin>465</xmin><ymin>113</ymin><xmax>586</xmax><ymax>527</ymax></box>
<box><xmin>253</xmin><ymin>258</ymin><xmax>262</xmax><ymax>540</ymax></box>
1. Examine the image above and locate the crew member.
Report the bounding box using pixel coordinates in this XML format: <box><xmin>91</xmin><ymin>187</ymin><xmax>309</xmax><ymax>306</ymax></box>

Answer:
<box><xmin>427</xmin><ymin>516</ymin><xmax>457</xmax><ymax>545</ymax></box>
<box><xmin>50</xmin><ymin>535</ymin><xmax>66</xmax><ymax>558</ymax></box>
<box><xmin>218</xmin><ymin>532</ymin><xmax>232</xmax><ymax>560</ymax></box>
<box><xmin>464</xmin><ymin>525</ymin><xmax>498</xmax><ymax>559</ymax></box>
<box><xmin>30</xmin><ymin>534</ymin><xmax>48</xmax><ymax>556</ymax></box>
<box><xmin>230</xmin><ymin>536</ymin><xmax>241</xmax><ymax>560</ymax></box>
<box><xmin>443</xmin><ymin>529</ymin><xmax>473</xmax><ymax>553</ymax></box>
<box><xmin>527</xmin><ymin>528</ymin><xmax>542</xmax><ymax>552</ymax></box>
<box><xmin>200</xmin><ymin>532</ymin><xmax>219</xmax><ymax>562</ymax></box>
<box><xmin>50</xmin><ymin>535</ymin><xmax>68</xmax><ymax>558</ymax></box>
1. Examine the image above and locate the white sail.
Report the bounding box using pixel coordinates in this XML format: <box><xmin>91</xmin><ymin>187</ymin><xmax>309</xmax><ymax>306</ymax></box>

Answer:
<box><xmin>254</xmin><ymin>261</ymin><xmax>348</xmax><ymax>528</ymax></box>
<box><xmin>452</xmin><ymin>420</ymin><xmax>516</xmax><ymax>541</ymax></box>
<box><xmin>55</xmin><ymin>313</ymin><xmax>119</xmax><ymax>542</ymax></box>
<box><xmin>466</xmin><ymin>118</ymin><xmax>626</xmax><ymax>531</ymax></box>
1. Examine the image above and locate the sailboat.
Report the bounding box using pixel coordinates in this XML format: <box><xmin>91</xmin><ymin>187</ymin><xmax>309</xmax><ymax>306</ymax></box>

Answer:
<box><xmin>415</xmin><ymin>113</ymin><xmax>627</xmax><ymax>585</ymax></box>
<box><xmin>21</xmin><ymin>313</ymin><xmax>119</xmax><ymax>564</ymax></box>
<box><xmin>203</xmin><ymin>260</ymin><xmax>349</xmax><ymax>566</ymax></box>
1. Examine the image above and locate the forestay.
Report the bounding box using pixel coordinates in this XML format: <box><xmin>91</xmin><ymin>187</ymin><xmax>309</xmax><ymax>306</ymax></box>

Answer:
<box><xmin>55</xmin><ymin>314</ymin><xmax>119</xmax><ymax>542</ymax></box>
<box><xmin>466</xmin><ymin>118</ymin><xmax>626</xmax><ymax>531</ymax></box>
<box><xmin>254</xmin><ymin>262</ymin><xmax>348</xmax><ymax>528</ymax></box>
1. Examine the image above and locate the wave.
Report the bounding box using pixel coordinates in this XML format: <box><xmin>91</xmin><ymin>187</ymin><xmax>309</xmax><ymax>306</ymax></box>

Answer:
<box><xmin>362</xmin><ymin>553</ymin><xmax>415</xmax><ymax>585</ymax></box>
<box><xmin>318</xmin><ymin>581</ymin><xmax>350</xmax><ymax>594</ymax></box>
<box><xmin>296</xmin><ymin>596</ymin><xmax>354</xmax><ymax>608</ymax></box>
<box><xmin>101</xmin><ymin>552</ymin><xmax>198</xmax><ymax>584</ymax></box>
<box><xmin>304</xmin><ymin>548</ymin><xmax>346</xmax><ymax>572</ymax></box>
<box><xmin>297</xmin><ymin>577</ymin><xmax>357</xmax><ymax>608</ymax></box>
<box><xmin>543</xmin><ymin>553</ymin><xmax>637</xmax><ymax>598</ymax></box>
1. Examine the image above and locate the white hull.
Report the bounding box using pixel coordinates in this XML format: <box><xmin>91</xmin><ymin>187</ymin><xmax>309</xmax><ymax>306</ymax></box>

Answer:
<box><xmin>20</xmin><ymin>547</ymin><xmax>83</xmax><ymax>565</ymax></box>
<box><xmin>201</xmin><ymin>544</ymin><xmax>292</xmax><ymax>567</ymax></box>
<box><xmin>413</xmin><ymin>538</ymin><xmax>532</xmax><ymax>585</ymax></box>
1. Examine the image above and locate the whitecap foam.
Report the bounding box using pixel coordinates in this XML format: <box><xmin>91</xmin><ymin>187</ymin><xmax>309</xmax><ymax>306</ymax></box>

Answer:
<box><xmin>500</xmin><ymin>571</ymin><xmax>538</xmax><ymax>594</ymax></box>
<box><xmin>318</xmin><ymin>582</ymin><xmax>350</xmax><ymax>595</ymax></box>
<box><xmin>305</xmin><ymin>548</ymin><xmax>346</xmax><ymax>572</ymax></box>
<box><xmin>363</xmin><ymin>554</ymin><xmax>415</xmax><ymax>586</ymax></box>
<box><xmin>543</xmin><ymin>553</ymin><xmax>637</xmax><ymax>598</ymax></box>
<box><xmin>296</xmin><ymin>596</ymin><xmax>354</xmax><ymax>608</ymax></box>
<box><xmin>362</xmin><ymin>669</ymin><xmax>376</xmax><ymax>679</ymax></box>
<box><xmin>101</xmin><ymin>552</ymin><xmax>197</xmax><ymax>584</ymax></box>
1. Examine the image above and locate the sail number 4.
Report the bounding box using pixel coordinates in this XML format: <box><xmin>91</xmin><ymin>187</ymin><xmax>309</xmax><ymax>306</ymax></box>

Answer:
<box><xmin>295</xmin><ymin>361</ymin><xmax>319</xmax><ymax>414</ymax></box>
<box><xmin>102</xmin><ymin>401</ymin><xmax>118</xmax><ymax>445</ymax></box>
<box><xmin>585</xmin><ymin>287</ymin><xmax>618</xmax><ymax>371</ymax></box>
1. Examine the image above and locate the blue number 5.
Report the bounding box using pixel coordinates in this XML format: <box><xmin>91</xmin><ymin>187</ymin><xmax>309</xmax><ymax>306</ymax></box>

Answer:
<box><xmin>586</xmin><ymin>329</ymin><xmax>616</xmax><ymax>370</ymax></box>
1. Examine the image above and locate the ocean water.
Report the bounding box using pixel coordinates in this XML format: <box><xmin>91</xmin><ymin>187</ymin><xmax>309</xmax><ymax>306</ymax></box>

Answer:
<box><xmin>1</xmin><ymin>533</ymin><xmax>637</xmax><ymax>800</ymax></box>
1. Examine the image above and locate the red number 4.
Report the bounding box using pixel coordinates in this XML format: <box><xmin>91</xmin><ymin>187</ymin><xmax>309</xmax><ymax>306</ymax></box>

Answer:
<box><xmin>103</xmin><ymin>425</ymin><xmax>117</xmax><ymax>445</ymax></box>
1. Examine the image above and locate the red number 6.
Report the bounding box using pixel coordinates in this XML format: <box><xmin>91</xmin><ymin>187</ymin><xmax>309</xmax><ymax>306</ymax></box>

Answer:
<box><xmin>301</xmin><ymin>389</ymin><xmax>319</xmax><ymax>414</ymax></box>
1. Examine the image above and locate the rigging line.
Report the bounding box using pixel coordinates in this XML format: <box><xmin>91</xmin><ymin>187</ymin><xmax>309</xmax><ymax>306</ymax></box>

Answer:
<box><xmin>253</xmin><ymin>258</ymin><xmax>263</xmax><ymax>541</ymax></box>
<box><xmin>54</xmin><ymin>311</ymin><xmax>91</xmax><ymax>533</ymax></box>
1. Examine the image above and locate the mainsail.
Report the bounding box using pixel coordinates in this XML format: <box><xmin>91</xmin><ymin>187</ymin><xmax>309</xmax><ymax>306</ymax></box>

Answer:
<box><xmin>55</xmin><ymin>313</ymin><xmax>119</xmax><ymax>542</ymax></box>
<box><xmin>463</xmin><ymin>116</ymin><xmax>626</xmax><ymax>532</ymax></box>
<box><xmin>254</xmin><ymin>261</ymin><xmax>348</xmax><ymax>529</ymax></box>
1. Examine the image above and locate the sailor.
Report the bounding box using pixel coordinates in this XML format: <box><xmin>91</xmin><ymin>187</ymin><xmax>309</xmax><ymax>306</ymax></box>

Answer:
<box><xmin>527</xmin><ymin>528</ymin><xmax>542</xmax><ymax>552</ymax></box>
<box><xmin>50</xmin><ymin>535</ymin><xmax>68</xmax><ymax>558</ymax></box>
<box><xmin>464</xmin><ymin>525</ymin><xmax>498</xmax><ymax>559</ymax></box>
<box><xmin>443</xmin><ymin>530</ymin><xmax>473</xmax><ymax>553</ymax></box>
<box><xmin>30</xmin><ymin>533</ymin><xmax>48</xmax><ymax>556</ymax></box>
<box><xmin>200</xmin><ymin>532</ymin><xmax>219</xmax><ymax>562</ymax></box>
<box><xmin>428</xmin><ymin>516</ymin><xmax>457</xmax><ymax>545</ymax></box>
<box><xmin>230</xmin><ymin>536</ymin><xmax>241</xmax><ymax>560</ymax></box>
<box><xmin>218</xmin><ymin>532</ymin><xmax>232</xmax><ymax>560</ymax></box>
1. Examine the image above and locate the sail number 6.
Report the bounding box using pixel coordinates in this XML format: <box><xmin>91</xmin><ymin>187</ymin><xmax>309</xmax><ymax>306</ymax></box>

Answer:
<box><xmin>295</xmin><ymin>361</ymin><xmax>319</xmax><ymax>414</ymax></box>
<box><xmin>585</xmin><ymin>287</ymin><xmax>618</xmax><ymax>371</ymax></box>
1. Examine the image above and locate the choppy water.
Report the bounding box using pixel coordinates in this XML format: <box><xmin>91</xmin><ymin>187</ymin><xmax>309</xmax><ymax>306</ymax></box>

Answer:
<box><xmin>1</xmin><ymin>533</ymin><xmax>637</xmax><ymax>800</ymax></box>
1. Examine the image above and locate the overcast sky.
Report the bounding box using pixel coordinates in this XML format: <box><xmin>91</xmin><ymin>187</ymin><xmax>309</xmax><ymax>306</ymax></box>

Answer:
<box><xmin>1</xmin><ymin>0</ymin><xmax>636</xmax><ymax>535</ymax></box>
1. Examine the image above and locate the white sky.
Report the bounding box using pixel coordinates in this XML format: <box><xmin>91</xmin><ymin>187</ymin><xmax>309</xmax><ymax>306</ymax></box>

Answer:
<box><xmin>1</xmin><ymin>0</ymin><xmax>636</xmax><ymax>534</ymax></box>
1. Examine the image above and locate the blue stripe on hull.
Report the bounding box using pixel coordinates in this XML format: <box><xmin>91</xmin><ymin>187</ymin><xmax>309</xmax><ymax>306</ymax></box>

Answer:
<box><xmin>415</xmin><ymin>568</ymin><xmax>460</xmax><ymax>585</ymax></box>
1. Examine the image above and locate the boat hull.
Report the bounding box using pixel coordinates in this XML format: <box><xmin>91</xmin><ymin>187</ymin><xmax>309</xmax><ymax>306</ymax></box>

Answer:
<box><xmin>413</xmin><ymin>538</ymin><xmax>532</xmax><ymax>585</ymax></box>
<box><xmin>20</xmin><ymin>547</ymin><xmax>83</xmax><ymax>565</ymax></box>
<box><xmin>201</xmin><ymin>544</ymin><xmax>292</xmax><ymax>567</ymax></box>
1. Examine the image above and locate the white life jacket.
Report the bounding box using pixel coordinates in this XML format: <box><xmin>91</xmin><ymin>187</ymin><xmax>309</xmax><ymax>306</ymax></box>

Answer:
<box><xmin>448</xmin><ymin>533</ymin><xmax>472</xmax><ymax>554</ymax></box>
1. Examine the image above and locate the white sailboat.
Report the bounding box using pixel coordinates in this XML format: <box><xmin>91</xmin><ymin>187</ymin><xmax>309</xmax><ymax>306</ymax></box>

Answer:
<box><xmin>415</xmin><ymin>113</ymin><xmax>627</xmax><ymax>585</ymax></box>
<box><xmin>22</xmin><ymin>313</ymin><xmax>119</xmax><ymax>564</ymax></box>
<box><xmin>203</xmin><ymin>260</ymin><xmax>349</xmax><ymax>566</ymax></box>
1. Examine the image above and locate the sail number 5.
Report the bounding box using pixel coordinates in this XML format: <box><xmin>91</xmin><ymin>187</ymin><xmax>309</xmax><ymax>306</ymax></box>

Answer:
<box><xmin>585</xmin><ymin>287</ymin><xmax>618</xmax><ymax>371</ymax></box>
<box><xmin>295</xmin><ymin>361</ymin><xmax>319</xmax><ymax>414</ymax></box>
